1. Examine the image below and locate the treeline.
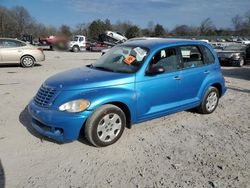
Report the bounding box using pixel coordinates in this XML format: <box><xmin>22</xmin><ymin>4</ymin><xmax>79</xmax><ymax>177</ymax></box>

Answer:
<box><xmin>1</xmin><ymin>6</ymin><xmax>250</xmax><ymax>40</ymax></box>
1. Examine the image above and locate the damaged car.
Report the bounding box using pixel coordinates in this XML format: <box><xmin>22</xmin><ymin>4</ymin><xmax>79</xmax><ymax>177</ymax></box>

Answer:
<box><xmin>28</xmin><ymin>39</ymin><xmax>226</xmax><ymax>147</ymax></box>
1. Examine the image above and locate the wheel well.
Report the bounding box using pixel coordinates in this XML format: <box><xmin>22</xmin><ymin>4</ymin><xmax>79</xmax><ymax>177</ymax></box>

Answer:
<box><xmin>108</xmin><ymin>102</ymin><xmax>132</xmax><ymax>129</ymax></box>
<box><xmin>211</xmin><ymin>83</ymin><xmax>222</xmax><ymax>97</ymax></box>
<box><xmin>20</xmin><ymin>55</ymin><xmax>36</xmax><ymax>62</ymax></box>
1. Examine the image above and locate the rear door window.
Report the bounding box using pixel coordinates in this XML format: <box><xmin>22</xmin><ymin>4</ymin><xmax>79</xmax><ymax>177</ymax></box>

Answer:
<box><xmin>179</xmin><ymin>45</ymin><xmax>204</xmax><ymax>68</ymax></box>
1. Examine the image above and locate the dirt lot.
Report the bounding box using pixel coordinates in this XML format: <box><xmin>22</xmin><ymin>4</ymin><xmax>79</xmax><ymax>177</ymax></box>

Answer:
<box><xmin>0</xmin><ymin>51</ymin><xmax>249</xmax><ymax>188</ymax></box>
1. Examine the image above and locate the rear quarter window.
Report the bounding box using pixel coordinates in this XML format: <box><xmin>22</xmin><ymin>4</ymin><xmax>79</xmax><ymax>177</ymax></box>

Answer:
<box><xmin>179</xmin><ymin>45</ymin><xmax>204</xmax><ymax>69</ymax></box>
<box><xmin>202</xmin><ymin>46</ymin><xmax>215</xmax><ymax>64</ymax></box>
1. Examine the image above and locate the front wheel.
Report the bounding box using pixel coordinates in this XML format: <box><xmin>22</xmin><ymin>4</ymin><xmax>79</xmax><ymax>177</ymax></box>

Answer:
<box><xmin>72</xmin><ymin>45</ymin><xmax>80</xmax><ymax>52</ymax></box>
<box><xmin>85</xmin><ymin>104</ymin><xmax>126</xmax><ymax>147</ymax></box>
<box><xmin>197</xmin><ymin>87</ymin><xmax>219</xmax><ymax>114</ymax></box>
<box><xmin>237</xmin><ymin>58</ymin><xmax>244</xmax><ymax>67</ymax></box>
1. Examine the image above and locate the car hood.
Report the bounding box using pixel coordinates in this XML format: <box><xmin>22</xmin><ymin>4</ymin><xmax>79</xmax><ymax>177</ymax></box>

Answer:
<box><xmin>44</xmin><ymin>66</ymin><xmax>135</xmax><ymax>90</ymax></box>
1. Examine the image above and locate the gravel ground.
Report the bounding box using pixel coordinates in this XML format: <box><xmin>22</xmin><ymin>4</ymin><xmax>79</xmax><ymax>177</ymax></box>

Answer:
<box><xmin>0</xmin><ymin>51</ymin><xmax>249</xmax><ymax>188</ymax></box>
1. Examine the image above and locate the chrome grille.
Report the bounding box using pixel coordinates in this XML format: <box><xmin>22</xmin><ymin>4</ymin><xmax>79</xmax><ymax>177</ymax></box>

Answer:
<box><xmin>34</xmin><ymin>85</ymin><xmax>56</xmax><ymax>107</ymax></box>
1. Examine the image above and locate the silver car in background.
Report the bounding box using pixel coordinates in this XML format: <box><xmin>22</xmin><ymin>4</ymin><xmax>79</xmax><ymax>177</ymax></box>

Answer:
<box><xmin>0</xmin><ymin>38</ymin><xmax>45</xmax><ymax>68</ymax></box>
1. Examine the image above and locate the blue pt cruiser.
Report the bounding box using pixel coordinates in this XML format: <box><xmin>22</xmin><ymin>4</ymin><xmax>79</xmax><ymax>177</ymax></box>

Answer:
<box><xmin>28</xmin><ymin>39</ymin><xmax>227</xmax><ymax>147</ymax></box>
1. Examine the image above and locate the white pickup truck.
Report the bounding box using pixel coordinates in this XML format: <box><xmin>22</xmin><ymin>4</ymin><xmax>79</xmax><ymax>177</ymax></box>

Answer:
<box><xmin>68</xmin><ymin>35</ymin><xmax>86</xmax><ymax>52</ymax></box>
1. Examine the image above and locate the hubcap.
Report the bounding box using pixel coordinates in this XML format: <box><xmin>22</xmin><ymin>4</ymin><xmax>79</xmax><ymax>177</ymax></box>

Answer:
<box><xmin>23</xmin><ymin>57</ymin><xmax>33</xmax><ymax>66</ymax></box>
<box><xmin>73</xmin><ymin>47</ymin><xmax>79</xmax><ymax>52</ymax></box>
<box><xmin>240</xmin><ymin>59</ymin><xmax>244</xmax><ymax>66</ymax></box>
<box><xmin>206</xmin><ymin>91</ymin><xmax>218</xmax><ymax>112</ymax></box>
<box><xmin>97</xmin><ymin>113</ymin><xmax>122</xmax><ymax>142</ymax></box>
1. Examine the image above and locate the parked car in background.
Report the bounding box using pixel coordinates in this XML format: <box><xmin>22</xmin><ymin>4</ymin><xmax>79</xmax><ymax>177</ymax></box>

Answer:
<box><xmin>28</xmin><ymin>39</ymin><xmax>226</xmax><ymax>147</ymax></box>
<box><xmin>217</xmin><ymin>44</ymin><xmax>250</xmax><ymax>67</ymax></box>
<box><xmin>87</xmin><ymin>42</ymin><xmax>109</xmax><ymax>52</ymax></box>
<box><xmin>0</xmin><ymin>38</ymin><xmax>45</xmax><ymax>67</ymax></box>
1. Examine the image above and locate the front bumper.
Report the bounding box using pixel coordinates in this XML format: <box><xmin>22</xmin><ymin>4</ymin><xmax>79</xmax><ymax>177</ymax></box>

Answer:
<box><xmin>219</xmin><ymin>58</ymin><xmax>240</xmax><ymax>65</ymax></box>
<box><xmin>28</xmin><ymin>100</ymin><xmax>92</xmax><ymax>143</ymax></box>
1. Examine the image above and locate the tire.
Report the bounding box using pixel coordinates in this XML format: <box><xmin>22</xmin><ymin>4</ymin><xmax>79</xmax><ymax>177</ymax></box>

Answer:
<box><xmin>20</xmin><ymin>56</ymin><xmax>35</xmax><ymax>68</ymax></box>
<box><xmin>85</xmin><ymin>104</ymin><xmax>126</xmax><ymax>147</ymax></box>
<box><xmin>72</xmin><ymin>45</ymin><xmax>80</xmax><ymax>52</ymax></box>
<box><xmin>237</xmin><ymin>58</ymin><xmax>244</xmax><ymax>67</ymax></box>
<box><xmin>197</xmin><ymin>86</ymin><xmax>219</xmax><ymax>114</ymax></box>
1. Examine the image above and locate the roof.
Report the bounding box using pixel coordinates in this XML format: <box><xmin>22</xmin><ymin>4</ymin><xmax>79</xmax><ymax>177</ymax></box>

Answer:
<box><xmin>122</xmin><ymin>38</ymin><xmax>208</xmax><ymax>51</ymax></box>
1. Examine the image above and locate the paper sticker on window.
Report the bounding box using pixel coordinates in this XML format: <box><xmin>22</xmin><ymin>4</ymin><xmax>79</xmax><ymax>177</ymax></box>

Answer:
<box><xmin>124</xmin><ymin>55</ymin><xmax>136</xmax><ymax>64</ymax></box>
<box><xmin>134</xmin><ymin>47</ymin><xmax>147</xmax><ymax>58</ymax></box>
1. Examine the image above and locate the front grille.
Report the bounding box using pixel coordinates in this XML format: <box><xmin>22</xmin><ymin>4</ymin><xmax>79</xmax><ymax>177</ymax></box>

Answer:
<box><xmin>34</xmin><ymin>85</ymin><xmax>57</xmax><ymax>107</ymax></box>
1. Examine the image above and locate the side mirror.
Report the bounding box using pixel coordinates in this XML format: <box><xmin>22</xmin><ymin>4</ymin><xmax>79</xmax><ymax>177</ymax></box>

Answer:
<box><xmin>146</xmin><ymin>66</ymin><xmax>165</xmax><ymax>76</ymax></box>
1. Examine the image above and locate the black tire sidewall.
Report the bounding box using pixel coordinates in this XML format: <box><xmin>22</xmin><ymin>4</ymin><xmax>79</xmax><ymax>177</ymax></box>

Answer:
<box><xmin>85</xmin><ymin>105</ymin><xmax>126</xmax><ymax>147</ymax></box>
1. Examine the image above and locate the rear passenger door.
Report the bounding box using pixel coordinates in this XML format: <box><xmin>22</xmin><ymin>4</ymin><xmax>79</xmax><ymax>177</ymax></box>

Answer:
<box><xmin>177</xmin><ymin>45</ymin><xmax>210</xmax><ymax>104</ymax></box>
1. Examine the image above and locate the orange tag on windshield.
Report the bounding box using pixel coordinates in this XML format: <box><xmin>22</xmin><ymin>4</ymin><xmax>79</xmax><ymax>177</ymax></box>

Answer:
<box><xmin>123</xmin><ymin>55</ymin><xmax>136</xmax><ymax>64</ymax></box>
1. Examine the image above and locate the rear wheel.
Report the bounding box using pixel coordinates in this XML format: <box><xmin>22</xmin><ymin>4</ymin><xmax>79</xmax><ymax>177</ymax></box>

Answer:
<box><xmin>85</xmin><ymin>104</ymin><xmax>126</xmax><ymax>147</ymax></box>
<box><xmin>197</xmin><ymin>86</ymin><xmax>219</xmax><ymax>114</ymax></box>
<box><xmin>20</xmin><ymin>56</ymin><xmax>35</xmax><ymax>68</ymax></box>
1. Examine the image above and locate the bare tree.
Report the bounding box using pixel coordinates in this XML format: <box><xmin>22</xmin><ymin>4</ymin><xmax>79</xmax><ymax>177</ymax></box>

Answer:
<box><xmin>200</xmin><ymin>18</ymin><xmax>216</xmax><ymax>35</ymax></box>
<box><xmin>232</xmin><ymin>14</ymin><xmax>243</xmax><ymax>31</ymax></box>
<box><xmin>172</xmin><ymin>25</ymin><xmax>198</xmax><ymax>36</ymax></box>
<box><xmin>11</xmin><ymin>6</ymin><xmax>34</xmax><ymax>37</ymax></box>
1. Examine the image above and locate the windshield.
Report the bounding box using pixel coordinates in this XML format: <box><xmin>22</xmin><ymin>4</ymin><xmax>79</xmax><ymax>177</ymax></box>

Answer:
<box><xmin>72</xmin><ymin>36</ymin><xmax>79</xmax><ymax>42</ymax></box>
<box><xmin>224</xmin><ymin>45</ymin><xmax>245</xmax><ymax>51</ymax></box>
<box><xmin>92</xmin><ymin>46</ymin><xmax>149</xmax><ymax>73</ymax></box>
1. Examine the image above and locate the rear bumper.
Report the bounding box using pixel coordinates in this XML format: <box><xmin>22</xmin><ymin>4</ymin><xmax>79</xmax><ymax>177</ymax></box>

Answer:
<box><xmin>28</xmin><ymin>100</ymin><xmax>92</xmax><ymax>143</ymax></box>
<box><xmin>35</xmin><ymin>52</ymin><xmax>45</xmax><ymax>62</ymax></box>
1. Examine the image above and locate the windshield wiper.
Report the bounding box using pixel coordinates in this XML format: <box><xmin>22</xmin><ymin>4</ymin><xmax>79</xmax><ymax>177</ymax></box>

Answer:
<box><xmin>93</xmin><ymin>66</ymin><xmax>115</xmax><ymax>72</ymax></box>
<box><xmin>86</xmin><ymin>64</ymin><xmax>115</xmax><ymax>72</ymax></box>
<box><xmin>87</xmin><ymin>64</ymin><xmax>94</xmax><ymax>68</ymax></box>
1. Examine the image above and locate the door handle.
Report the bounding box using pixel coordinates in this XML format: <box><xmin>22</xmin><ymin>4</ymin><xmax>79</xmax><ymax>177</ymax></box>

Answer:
<box><xmin>173</xmin><ymin>76</ymin><xmax>181</xmax><ymax>80</ymax></box>
<box><xmin>18</xmin><ymin>50</ymin><xmax>22</xmax><ymax>52</ymax></box>
<box><xmin>204</xmin><ymin>70</ymin><xmax>210</xmax><ymax>74</ymax></box>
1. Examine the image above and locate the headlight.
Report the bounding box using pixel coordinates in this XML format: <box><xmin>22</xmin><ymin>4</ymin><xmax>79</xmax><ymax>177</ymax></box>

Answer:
<box><xmin>231</xmin><ymin>53</ymin><xmax>241</xmax><ymax>59</ymax></box>
<box><xmin>59</xmin><ymin>99</ymin><xmax>90</xmax><ymax>112</ymax></box>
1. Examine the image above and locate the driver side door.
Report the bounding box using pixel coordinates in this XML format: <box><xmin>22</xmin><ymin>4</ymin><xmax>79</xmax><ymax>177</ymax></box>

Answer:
<box><xmin>135</xmin><ymin>47</ymin><xmax>183</xmax><ymax>122</ymax></box>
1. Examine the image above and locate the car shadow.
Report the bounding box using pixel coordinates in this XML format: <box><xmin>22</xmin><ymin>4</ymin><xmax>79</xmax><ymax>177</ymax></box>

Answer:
<box><xmin>221</xmin><ymin>66</ymin><xmax>250</xmax><ymax>81</ymax></box>
<box><xmin>77</xmin><ymin>129</ymin><xmax>93</xmax><ymax>147</ymax></box>
<box><xmin>0</xmin><ymin>160</ymin><xmax>5</xmax><ymax>188</ymax></box>
<box><xmin>19</xmin><ymin>106</ymin><xmax>92</xmax><ymax>146</ymax></box>
<box><xmin>0</xmin><ymin>63</ymin><xmax>41</xmax><ymax>68</ymax></box>
<box><xmin>227</xmin><ymin>85</ymin><xmax>250</xmax><ymax>94</ymax></box>
<box><xmin>19</xmin><ymin>106</ymin><xmax>60</xmax><ymax>144</ymax></box>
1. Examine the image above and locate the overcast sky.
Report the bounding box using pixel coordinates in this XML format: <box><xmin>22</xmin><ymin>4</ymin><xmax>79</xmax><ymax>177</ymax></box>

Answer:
<box><xmin>1</xmin><ymin>0</ymin><xmax>250</xmax><ymax>29</ymax></box>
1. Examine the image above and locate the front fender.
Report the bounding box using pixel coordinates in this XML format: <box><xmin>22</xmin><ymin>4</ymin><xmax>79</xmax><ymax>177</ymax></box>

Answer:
<box><xmin>87</xmin><ymin>84</ymin><xmax>136</xmax><ymax>122</ymax></box>
<box><xmin>53</xmin><ymin>83</ymin><xmax>136</xmax><ymax>123</ymax></box>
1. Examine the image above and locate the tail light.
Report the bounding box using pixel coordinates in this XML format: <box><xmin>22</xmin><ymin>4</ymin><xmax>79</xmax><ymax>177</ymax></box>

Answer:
<box><xmin>37</xmin><ymin>48</ymin><xmax>43</xmax><ymax>52</ymax></box>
